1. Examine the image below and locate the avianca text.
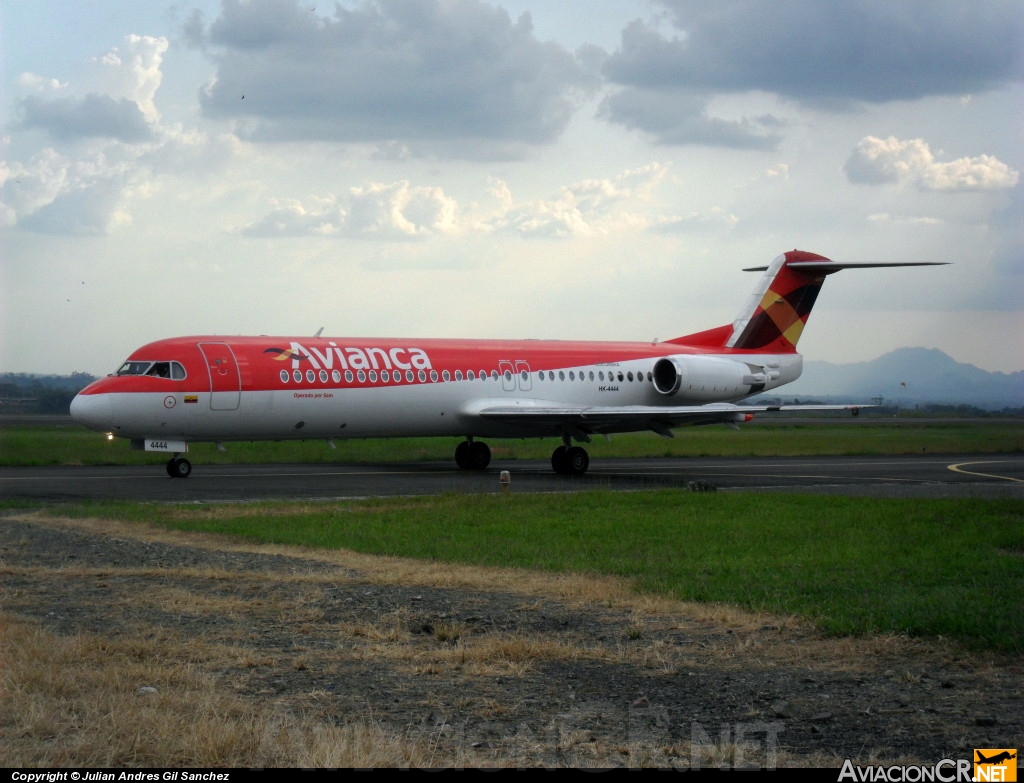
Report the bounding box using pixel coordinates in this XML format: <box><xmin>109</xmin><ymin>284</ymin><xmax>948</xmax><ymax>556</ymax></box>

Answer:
<box><xmin>273</xmin><ymin>342</ymin><xmax>432</xmax><ymax>372</ymax></box>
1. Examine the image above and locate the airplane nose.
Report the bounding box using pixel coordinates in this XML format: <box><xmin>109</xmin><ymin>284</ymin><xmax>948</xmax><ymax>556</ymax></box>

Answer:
<box><xmin>70</xmin><ymin>392</ymin><xmax>113</xmax><ymax>432</ymax></box>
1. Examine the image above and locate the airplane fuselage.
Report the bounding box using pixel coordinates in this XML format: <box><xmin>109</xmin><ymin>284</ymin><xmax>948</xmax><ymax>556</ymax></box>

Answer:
<box><xmin>72</xmin><ymin>335</ymin><xmax>801</xmax><ymax>444</ymax></box>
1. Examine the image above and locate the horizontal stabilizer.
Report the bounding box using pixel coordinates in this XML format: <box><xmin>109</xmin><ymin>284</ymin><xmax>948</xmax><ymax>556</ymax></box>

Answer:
<box><xmin>742</xmin><ymin>261</ymin><xmax>948</xmax><ymax>272</ymax></box>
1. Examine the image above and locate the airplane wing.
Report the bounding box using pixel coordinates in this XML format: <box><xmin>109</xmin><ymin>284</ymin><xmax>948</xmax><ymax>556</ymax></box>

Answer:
<box><xmin>471</xmin><ymin>401</ymin><xmax>864</xmax><ymax>439</ymax></box>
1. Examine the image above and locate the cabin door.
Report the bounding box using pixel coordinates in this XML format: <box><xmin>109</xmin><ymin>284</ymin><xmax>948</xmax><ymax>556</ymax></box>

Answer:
<box><xmin>198</xmin><ymin>342</ymin><xmax>241</xmax><ymax>411</ymax></box>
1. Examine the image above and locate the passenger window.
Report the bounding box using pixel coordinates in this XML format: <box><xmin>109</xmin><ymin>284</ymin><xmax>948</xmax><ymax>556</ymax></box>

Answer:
<box><xmin>280</xmin><ymin>370</ymin><xmax>289</xmax><ymax>383</ymax></box>
<box><xmin>627</xmin><ymin>371</ymin><xmax>634</xmax><ymax>382</ymax></box>
<box><xmin>368</xmin><ymin>371</ymin><xmax>377</xmax><ymax>382</ymax></box>
<box><xmin>381</xmin><ymin>370</ymin><xmax>390</xmax><ymax>383</ymax></box>
<box><xmin>443</xmin><ymin>370</ymin><xmax>451</xmax><ymax>382</ymax></box>
<box><xmin>569</xmin><ymin>371</ymin><xmax>575</xmax><ymax>381</ymax></box>
<box><xmin>468</xmin><ymin>370</ymin><xmax>475</xmax><ymax>380</ymax></box>
<box><xmin>345</xmin><ymin>370</ymin><xmax>354</xmax><ymax>383</ymax></box>
<box><xmin>430</xmin><ymin>370</ymin><xmax>439</xmax><ymax>382</ymax></box>
<box><xmin>294</xmin><ymin>370</ymin><xmax>302</xmax><ymax>382</ymax></box>
<box><xmin>306</xmin><ymin>370</ymin><xmax>316</xmax><ymax>383</ymax></box>
<box><xmin>559</xmin><ymin>371</ymin><xmax>565</xmax><ymax>381</ymax></box>
<box><xmin>490</xmin><ymin>370</ymin><xmax>498</xmax><ymax>380</ymax></box>
<box><xmin>455</xmin><ymin>370</ymin><xmax>463</xmax><ymax>381</ymax></box>
<box><xmin>320</xmin><ymin>370</ymin><xmax>329</xmax><ymax>383</ymax></box>
<box><xmin>357</xmin><ymin>371</ymin><xmax>366</xmax><ymax>382</ymax></box>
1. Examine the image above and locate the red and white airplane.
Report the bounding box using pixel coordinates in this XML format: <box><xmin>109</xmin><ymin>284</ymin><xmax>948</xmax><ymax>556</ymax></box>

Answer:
<box><xmin>71</xmin><ymin>250</ymin><xmax>941</xmax><ymax>478</ymax></box>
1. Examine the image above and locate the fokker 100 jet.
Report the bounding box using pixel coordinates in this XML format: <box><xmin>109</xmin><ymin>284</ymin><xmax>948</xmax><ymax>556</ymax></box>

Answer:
<box><xmin>71</xmin><ymin>250</ymin><xmax>941</xmax><ymax>477</ymax></box>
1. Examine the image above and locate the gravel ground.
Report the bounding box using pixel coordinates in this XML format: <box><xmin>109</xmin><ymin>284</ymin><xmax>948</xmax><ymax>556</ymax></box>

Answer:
<box><xmin>2</xmin><ymin>511</ymin><xmax>1021</xmax><ymax>768</ymax></box>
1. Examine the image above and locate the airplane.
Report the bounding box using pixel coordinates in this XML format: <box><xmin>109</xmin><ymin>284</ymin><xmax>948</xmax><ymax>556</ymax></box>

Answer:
<box><xmin>70</xmin><ymin>250</ymin><xmax>943</xmax><ymax>478</ymax></box>
<box><xmin>976</xmin><ymin>751</ymin><xmax>1016</xmax><ymax>765</ymax></box>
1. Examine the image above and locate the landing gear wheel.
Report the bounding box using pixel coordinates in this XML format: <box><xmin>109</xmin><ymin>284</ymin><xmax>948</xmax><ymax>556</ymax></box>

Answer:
<box><xmin>565</xmin><ymin>446</ymin><xmax>589</xmax><ymax>476</ymax></box>
<box><xmin>469</xmin><ymin>441</ymin><xmax>491</xmax><ymax>470</ymax></box>
<box><xmin>455</xmin><ymin>440</ymin><xmax>491</xmax><ymax>470</ymax></box>
<box><xmin>552</xmin><ymin>445</ymin><xmax>589</xmax><ymax>476</ymax></box>
<box><xmin>166</xmin><ymin>457</ymin><xmax>192</xmax><ymax>478</ymax></box>
<box><xmin>551</xmin><ymin>445</ymin><xmax>569</xmax><ymax>474</ymax></box>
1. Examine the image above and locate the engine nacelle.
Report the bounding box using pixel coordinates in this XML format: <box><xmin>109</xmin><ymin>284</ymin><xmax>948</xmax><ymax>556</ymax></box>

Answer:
<box><xmin>653</xmin><ymin>355</ymin><xmax>762</xmax><ymax>401</ymax></box>
<box><xmin>653</xmin><ymin>357</ymin><xmax>684</xmax><ymax>395</ymax></box>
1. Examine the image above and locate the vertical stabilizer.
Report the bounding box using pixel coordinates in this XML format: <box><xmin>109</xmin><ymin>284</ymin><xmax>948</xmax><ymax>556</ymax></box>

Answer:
<box><xmin>726</xmin><ymin>250</ymin><xmax>832</xmax><ymax>352</ymax></box>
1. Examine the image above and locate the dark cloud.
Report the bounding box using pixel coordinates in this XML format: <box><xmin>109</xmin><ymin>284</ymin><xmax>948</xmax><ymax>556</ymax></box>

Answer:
<box><xmin>608</xmin><ymin>1</ymin><xmax>1023</xmax><ymax>102</ymax></box>
<box><xmin>599</xmin><ymin>88</ymin><xmax>781</xmax><ymax>149</ymax></box>
<box><xmin>601</xmin><ymin>0</ymin><xmax>1023</xmax><ymax>146</ymax></box>
<box><xmin>20</xmin><ymin>94</ymin><xmax>152</xmax><ymax>143</ymax></box>
<box><xmin>195</xmin><ymin>0</ymin><xmax>598</xmax><ymax>154</ymax></box>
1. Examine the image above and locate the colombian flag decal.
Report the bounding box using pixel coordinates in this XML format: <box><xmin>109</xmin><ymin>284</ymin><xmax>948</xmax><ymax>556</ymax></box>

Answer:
<box><xmin>184</xmin><ymin>395</ymin><xmax>198</xmax><ymax>404</ymax></box>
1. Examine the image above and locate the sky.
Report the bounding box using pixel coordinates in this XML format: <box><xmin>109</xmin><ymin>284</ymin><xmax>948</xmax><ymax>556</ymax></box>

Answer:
<box><xmin>2</xmin><ymin>0</ymin><xmax>1022</xmax><ymax>376</ymax></box>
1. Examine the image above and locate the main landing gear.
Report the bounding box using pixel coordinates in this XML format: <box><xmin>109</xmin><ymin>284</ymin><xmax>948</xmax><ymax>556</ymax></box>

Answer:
<box><xmin>454</xmin><ymin>439</ymin><xmax>491</xmax><ymax>470</ymax></box>
<box><xmin>551</xmin><ymin>444</ymin><xmax>589</xmax><ymax>476</ymax></box>
<box><xmin>166</xmin><ymin>456</ymin><xmax>192</xmax><ymax>478</ymax></box>
<box><xmin>454</xmin><ymin>438</ymin><xmax>591</xmax><ymax>476</ymax></box>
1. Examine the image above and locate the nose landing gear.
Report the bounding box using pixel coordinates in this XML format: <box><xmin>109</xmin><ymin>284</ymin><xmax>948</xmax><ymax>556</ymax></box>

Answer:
<box><xmin>166</xmin><ymin>456</ymin><xmax>192</xmax><ymax>478</ymax></box>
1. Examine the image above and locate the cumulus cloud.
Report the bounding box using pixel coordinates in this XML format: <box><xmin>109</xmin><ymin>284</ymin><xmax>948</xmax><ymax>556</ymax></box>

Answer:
<box><xmin>600</xmin><ymin>0</ymin><xmax>1024</xmax><ymax>145</ymax></box>
<box><xmin>16</xmin><ymin>35</ymin><xmax>170</xmax><ymax>143</ymax></box>
<box><xmin>3</xmin><ymin>147</ymin><xmax>142</xmax><ymax>235</ymax></box>
<box><xmin>242</xmin><ymin>182</ymin><xmax>458</xmax><ymax>240</ymax></box>
<box><xmin>194</xmin><ymin>0</ymin><xmax>598</xmax><ymax>155</ymax></box>
<box><xmin>845</xmin><ymin>136</ymin><xmax>1020</xmax><ymax>191</ymax></box>
<box><xmin>20</xmin><ymin>94</ymin><xmax>152</xmax><ymax>142</ymax></box>
<box><xmin>241</xmin><ymin>164</ymin><xmax>675</xmax><ymax>241</ymax></box>
<box><xmin>3</xmin><ymin>33</ymin><xmax>241</xmax><ymax>235</ymax></box>
<box><xmin>499</xmin><ymin>163</ymin><xmax>672</xmax><ymax>237</ymax></box>
<box><xmin>89</xmin><ymin>34</ymin><xmax>168</xmax><ymax>122</ymax></box>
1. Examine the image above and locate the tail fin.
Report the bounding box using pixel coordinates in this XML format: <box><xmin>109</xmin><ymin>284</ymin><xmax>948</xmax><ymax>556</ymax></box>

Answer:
<box><xmin>726</xmin><ymin>249</ymin><xmax>831</xmax><ymax>352</ymax></box>
<box><xmin>668</xmin><ymin>250</ymin><xmax>947</xmax><ymax>352</ymax></box>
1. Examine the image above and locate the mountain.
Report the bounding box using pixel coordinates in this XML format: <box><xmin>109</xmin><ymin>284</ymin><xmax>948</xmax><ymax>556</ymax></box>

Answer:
<box><xmin>776</xmin><ymin>348</ymin><xmax>1024</xmax><ymax>410</ymax></box>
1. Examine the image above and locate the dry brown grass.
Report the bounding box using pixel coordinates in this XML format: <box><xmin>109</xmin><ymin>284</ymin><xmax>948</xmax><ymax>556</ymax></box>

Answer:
<box><xmin>4</xmin><ymin>510</ymin><xmax>1015</xmax><ymax>768</ymax></box>
<box><xmin>0</xmin><ymin>614</ymin><xmax>476</xmax><ymax>768</ymax></box>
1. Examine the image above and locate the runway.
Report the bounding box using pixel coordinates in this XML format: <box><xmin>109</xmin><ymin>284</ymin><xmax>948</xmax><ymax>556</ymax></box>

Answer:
<box><xmin>2</xmin><ymin>453</ymin><xmax>1022</xmax><ymax>503</ymax></box>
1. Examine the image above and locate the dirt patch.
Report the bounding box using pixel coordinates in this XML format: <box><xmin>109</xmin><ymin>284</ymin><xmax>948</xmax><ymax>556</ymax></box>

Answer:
<box><xmin>2</xmin><ymin>511</ymin><xmax>1020</xmax><ymax>768</ymax></box>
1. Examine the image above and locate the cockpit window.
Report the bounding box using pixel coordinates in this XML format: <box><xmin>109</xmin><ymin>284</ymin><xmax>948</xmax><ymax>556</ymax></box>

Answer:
<box><xmin>116</xmin><ymin>360</ymin><xmax>186</xmax><ymax>380</ymax></box>
<box><xmin>117</xmin><ymin>361</ymin><xmax>152</xmax><ymax>376</ymax></box>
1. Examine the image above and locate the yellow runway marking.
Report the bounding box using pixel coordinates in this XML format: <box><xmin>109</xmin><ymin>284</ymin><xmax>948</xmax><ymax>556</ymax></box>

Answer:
<box><xmin>948</xmin><ymin>461</ymin><xmax>1024</xmax><ymax>483</ymax></box>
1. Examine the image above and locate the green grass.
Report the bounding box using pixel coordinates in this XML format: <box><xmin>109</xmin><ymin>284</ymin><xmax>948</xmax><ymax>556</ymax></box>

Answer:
<box><xmin>64</xmin><ymin>492</ymin><xmax>1024</xmax><ymax>651</ymax></box>
<box><xmin>3</xmin><ymin>419</ymin><xmax>1022</xmax><ymax>467</ymax></box>
<box><xmin>9</xmin><ymin>420</ymin><xmax>1024</xmax><ymax>650</ymax></box>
